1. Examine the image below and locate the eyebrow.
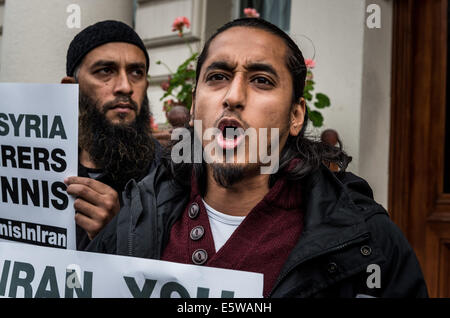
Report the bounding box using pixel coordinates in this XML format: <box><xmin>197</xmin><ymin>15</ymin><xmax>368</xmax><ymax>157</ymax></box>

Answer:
<box><xmin>89</xmin><ymin>60</ymin><xmax>146</xmax><ymax>70</ymax></box>
<box><xmin>127</xmin><ymin>62</ymin><xmax>146</xmax><ymax>70</ymax></box>
<box><xmin>244</xmin><ymin>63</ymin><xmax>279</xmax><ymax>80</ymax></box>
<box><xmin>205</xmin><ymin>61</ymin><xmax>236</xmax><ymax>74</ymax></box>
<box><xmin>205</xmin><ymin>60</ymin><xmax>279</xmax><ymax>80</ymax></box>
<box><xmin>89</xmin><ymin>60</ymin><xmax>116</xmax><ymax>70</ymax></box>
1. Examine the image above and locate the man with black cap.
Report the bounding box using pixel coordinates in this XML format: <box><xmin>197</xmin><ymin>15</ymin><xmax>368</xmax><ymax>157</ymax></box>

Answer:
<box><xmin>61</xmin><ymin>20</ymin><xmax>160</xmax><ymax>250</ymax></box>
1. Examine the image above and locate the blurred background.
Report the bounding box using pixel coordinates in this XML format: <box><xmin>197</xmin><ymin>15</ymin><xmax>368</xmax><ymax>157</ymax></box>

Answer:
<box><xmin>0</xmin><ymin>0</ymin><xmax>448</xmax><ymax>297</ymax></box>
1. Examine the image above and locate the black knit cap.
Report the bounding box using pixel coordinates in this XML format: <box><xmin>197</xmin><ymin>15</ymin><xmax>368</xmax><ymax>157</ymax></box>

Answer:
<box><xmin>66</xmin><ymin>20</ymin><xmax>149</xmax><ymax>76</ymax></box>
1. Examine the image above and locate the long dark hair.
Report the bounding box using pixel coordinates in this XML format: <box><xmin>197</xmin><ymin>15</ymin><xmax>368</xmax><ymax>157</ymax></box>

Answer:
<box><xmin>165</xmin><ymin>18</ymin><xmax>351</xmax><ymax>192</ymax></box>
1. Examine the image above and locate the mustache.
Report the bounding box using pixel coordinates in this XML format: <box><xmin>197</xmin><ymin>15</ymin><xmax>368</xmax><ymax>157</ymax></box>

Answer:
<box><xmin>102</xmin><ymin>96</ymin><xmax>138</xmax><ymax>113</ymax></box>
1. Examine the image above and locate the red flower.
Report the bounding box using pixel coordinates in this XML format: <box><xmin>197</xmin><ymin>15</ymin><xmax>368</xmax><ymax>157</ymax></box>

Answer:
<box><xmin>244</xmin><ymin>8</ymin><xmax>260</xmax><ymax>18</ymax></box>
<box><xmin>172</xmin><ymin>16</ymin><xmax>191</xmax><ymax>37</ymax></box>
<box><xmin>305</xmin><ymin>59</ymin><xmax>316</xmax><ymax>69</ymax></box>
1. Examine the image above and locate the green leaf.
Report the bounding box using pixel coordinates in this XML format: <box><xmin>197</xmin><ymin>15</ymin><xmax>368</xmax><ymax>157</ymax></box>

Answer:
<box><xmin>314</xmin><ymin>93</ymin><xmax>331</xmax><ymax>109</ymax></box>
<box><xmin>160</xmin><ymin>91</ymin><xmax>176</xmax><ymax>101</ymax></box>
<box><xmin>304</xmin><ymin>81</ymin><xmax>314</xmax><ymax>92</ymax></box>
<box><xmin>184</xmin><ymin>70</ymin><xmax>196</xmax><ymax>79</ymax></box>
<box><xmin>177</xmin><ymin>87</ymin><xmax>192</xmax><ymax>104</ymax></box>
<box><xmin>176</xmin><ymin>53</ymin><xmax>199</xmax><ymax>72</ymax></box>
<box><xmin>308</xmin><ymin>110</ymin><xmax>324</xmax><ymax>127</ymax></box>
<box><xmin>157</xmin><ymin>52</ymin><xmax>198</xmax><ymax>110</ymax></box>
<box><xmin>303</xmin><ymin>80</ymin><xmax>315</xmax><ymax>102</ymax></box>
<box><xmin>306</xmin><ymin>79</ymin><xmax>315</xmax><ymax>87</ymax></box>
<box><xmin>304</xmin><ymin>90</ymin><xmax>313</xmax><ymax>102</ymax></box>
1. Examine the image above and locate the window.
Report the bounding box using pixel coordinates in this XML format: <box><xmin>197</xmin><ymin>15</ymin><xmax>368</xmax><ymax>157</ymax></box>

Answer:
<box><xmin>235</xmin><ymin>0</ymin><xmax>292</xmax><ymax>33</ymax></box>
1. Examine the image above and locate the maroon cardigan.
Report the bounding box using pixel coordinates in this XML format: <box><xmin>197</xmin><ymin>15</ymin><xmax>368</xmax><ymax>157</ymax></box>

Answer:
<box><xmin>162</xmin><ymin>173</ymin><xmax>304</xmax><ymax>297</ymax></box>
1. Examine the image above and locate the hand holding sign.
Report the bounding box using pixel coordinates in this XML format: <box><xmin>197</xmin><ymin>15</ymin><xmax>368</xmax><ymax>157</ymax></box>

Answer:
<box><xmin>64</xmin><ymin>176</ymin><xmax>120</xmax><ymax>240</ymax></box>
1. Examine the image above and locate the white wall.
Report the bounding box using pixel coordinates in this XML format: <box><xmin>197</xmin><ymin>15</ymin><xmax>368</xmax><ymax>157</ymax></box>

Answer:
<box><xmin>359</xmin><ymin>0</ymin><xmax>392</xmax><ymax>208</ymax></box>
<box><xmin>290</xmin><ymin>0</ymin><xmax>392</xmax><ymax>207</ymax></box>
<box><xmin>290</xmin><ymin>0</ymin><xmax>366</xmax><ymax>174</ymax></box>
<box><xmin>0</xmin><ymin>1</ymin><xmax>4</xmax><ymax>68</ymax></box>
<box><xmin>0</xmin><ymin>0</ymin><xmax>134</xmax><ymax>83</ymax></box>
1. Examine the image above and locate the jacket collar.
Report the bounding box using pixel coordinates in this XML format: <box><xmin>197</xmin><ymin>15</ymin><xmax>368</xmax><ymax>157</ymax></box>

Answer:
<box><xmin>270</xmin><ymin>164</ymin><xmax>388</xmax><ymax>296</ymax></box>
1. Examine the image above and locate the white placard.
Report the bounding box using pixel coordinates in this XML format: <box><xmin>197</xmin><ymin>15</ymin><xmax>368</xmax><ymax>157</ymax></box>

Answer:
<box><xmin>0</xmin><ymin>83</ymin><xmax>78</xmax><ymax>250</ymax></box>
<box><xmin>0</xmin><ymin>242</ymin><xmax>264</xmax><ymax>298</ymax></box>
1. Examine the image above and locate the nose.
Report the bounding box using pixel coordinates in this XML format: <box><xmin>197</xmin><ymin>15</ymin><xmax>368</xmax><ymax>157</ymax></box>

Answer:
<box><xmin>113</xmin><ymin>69</ymin><xmax>133</xmax><ymax>96</ymax></box>
<box><xmin>223</xmin><ymin>74</ymin><xmax>246</xmax><ymax>110</ymax></box>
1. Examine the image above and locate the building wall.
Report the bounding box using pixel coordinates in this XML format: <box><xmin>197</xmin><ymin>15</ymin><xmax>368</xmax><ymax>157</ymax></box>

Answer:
<box><xmin>0</xmin><ymin>1</ymin><xmax>4</xmax><ymax>68</ymax></box>
<box><xmin>359</xmin><ymin>0</ymin><xmax>392</xmax><ymax>209</ymax></box>
<box><xmin>290</xmin><ymin>0</ymin><xmax>392</xmax><ymax>207</ymax></box>
<box><xmin>291</xmin><ymin>0</ymin><xmax>366</xmax><ymax>174</ymax></box>
<box><xmin>0</xmin><ymin>0</ymin><xmax>134</xmax><ymax>83</ymax></box>
<box><xmin>136</xmin><ymin>0</ymin><xmax>233</xmax><ymax>124</ymax></box>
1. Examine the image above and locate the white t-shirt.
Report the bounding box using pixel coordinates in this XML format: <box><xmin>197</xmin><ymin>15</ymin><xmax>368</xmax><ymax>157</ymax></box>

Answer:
<box><xmin>202</xmin><ymin>199</ymin><xmax>245</xmax><ymax>252</ymax></box>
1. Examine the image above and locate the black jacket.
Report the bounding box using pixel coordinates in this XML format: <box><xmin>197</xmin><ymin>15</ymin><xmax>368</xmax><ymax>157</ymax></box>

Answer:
<box><xmin>87</xmin><ymin>163</ymin><xmax>428</xmax><ymax>298</ymax></box>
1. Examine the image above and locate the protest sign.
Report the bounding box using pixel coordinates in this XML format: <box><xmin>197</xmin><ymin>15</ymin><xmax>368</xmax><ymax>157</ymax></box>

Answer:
<box><xmin>0</xmin><ymin>242</ymin><xmax>264</xmax><ymax>298</ymax></box>
<box><xmin>0</xmin><ymin>83</ymin><xmax>78</xmax><ymax>250</ymax></box>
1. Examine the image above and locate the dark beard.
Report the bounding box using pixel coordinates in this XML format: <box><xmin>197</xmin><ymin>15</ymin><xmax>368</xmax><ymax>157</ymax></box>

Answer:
<box><xmin>210</xmin><ymin>162</ymin><xmax>259</xmax><ymax>188</ymax></box>
<box><xmin>78</xmin><ymin>92</ymin><xmax>155</xmax><ymax>190</ymax></box>
<box><xmin>210</xmin><ymin>164</ymin><xmax>245</xmax><ymax>188</ymax></box>
<box><xmin>208</xmin><ymin>132</ymin><xmax>278</xmax><ymax>189</ymax></box>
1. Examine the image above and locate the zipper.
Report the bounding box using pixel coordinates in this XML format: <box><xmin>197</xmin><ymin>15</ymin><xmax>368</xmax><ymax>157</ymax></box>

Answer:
<box><xmin>127</xmin><ymin>222</ymin><xmax>133</xmax><ymax>256</ymax></box>
<box><xmin>268</xmin><ymin>232</ymin><xmax>370</xmax><ymax>297</ymax></box>
<box><xmin>126</xmin><ymin>182</ymin><xmax>137</xmax><ymax>257</ymax></box>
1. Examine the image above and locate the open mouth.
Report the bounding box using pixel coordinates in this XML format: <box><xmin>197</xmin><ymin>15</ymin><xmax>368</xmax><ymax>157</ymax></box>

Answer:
<box><xmin>216</xmin><ymin>118</ymin><xmax>245</xmax><ymax>150</ymax></box>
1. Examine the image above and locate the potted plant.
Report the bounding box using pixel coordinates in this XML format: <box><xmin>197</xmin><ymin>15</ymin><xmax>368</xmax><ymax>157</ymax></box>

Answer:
<box><xmin>157</xmin><ymin>16</ymin><xmax>197</xmax><ymax>129</ymax></box>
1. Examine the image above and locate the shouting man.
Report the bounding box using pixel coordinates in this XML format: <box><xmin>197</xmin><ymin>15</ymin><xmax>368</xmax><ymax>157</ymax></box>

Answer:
<box><xmin>61</xmin><ymin>20</ymin><xmax>160</xmax><ymax>250</ymax></box>
<box><xmin>89</xmin><ymin>18</ymin><xmax>428</xmax><ymax>298</ymax></box>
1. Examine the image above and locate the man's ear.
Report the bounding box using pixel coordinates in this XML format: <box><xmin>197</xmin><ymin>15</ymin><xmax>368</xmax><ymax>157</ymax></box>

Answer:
<box><xmin>289</xmin><ymin>97</ymin><xmax>306</xmax><ymax>137</ymax></box>
<box><xmin>61</xmin><ymin>76</ymin><xmax>76</xmax><ymax>84</ymax></box>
